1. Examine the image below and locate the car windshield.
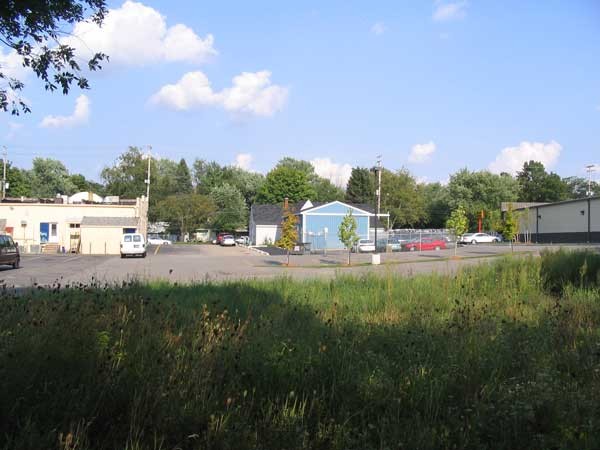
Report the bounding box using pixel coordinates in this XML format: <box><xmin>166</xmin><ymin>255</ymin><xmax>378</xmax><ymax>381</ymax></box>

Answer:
<box><xmin>124</xmin><ymin>235</ymin><xmax>132</xmax><ymax>242</ymax></box>
<box><xmin>224</xmin><ymin>235</ymin><xmax>233</xmax><ymax>239</ymax></box>
<box><xmin>133</xmin><ymin>235</ymin><xmax>142</xmax><ymax>242</ymax></box>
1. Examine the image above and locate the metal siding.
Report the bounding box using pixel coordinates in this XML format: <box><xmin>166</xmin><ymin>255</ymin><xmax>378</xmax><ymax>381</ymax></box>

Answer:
<box><xmin>304</xmin><ymin>214</ymin><xmax>369</xmax><ymax>249</ymax></box>
<box><xmin>308</xmin><ymin>202</ymin><xmax>369</xmax><ymax>215</ymax></box>
<box><xmin>591</xmin><ymin>198</ymin><xmax>600</xmax><ymax>232</ymax></box>
<box><xmin>537</xmin><ymin>201</ymin><xmax>588</xmax><ymax>233</ymax></box>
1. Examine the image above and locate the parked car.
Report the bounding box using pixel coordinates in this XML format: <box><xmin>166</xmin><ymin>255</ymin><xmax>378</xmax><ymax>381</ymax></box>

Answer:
<box><xmin>402</xmin><ymin>237</ymin><xmax>447</xmax><ymax>252</ymax></box>
<box><xmin>120</xmin><ymin>233</ymin><xmax>147</xmax><ymax>258</ymax></box>
<box><xmin>147</xmin><ymin>236</ymin><xmax>172</xmax><ymax>245</ymax></box>
<box><xmin>220</xmin><ymin>235</ymin><xmax>236</xmax><ymax>246</ymax></box>
<box><xmin>235</xmin><ymin>236</ymin><xmax>249</xmax><ymax>246</ymax></box>
<box><xmin>215</xmin><ymin>232</ymin><xmax>229</xmax><ymax>245</ymax></box>
<box><xmin>388</xmin><ymin>236</ymin><xmax>412</xmax><ymax>251</ymax></box>
<box><xmin>0</xmin><ymin>234</ymin><xmax>20</xmax><ymax>269</ymax></box>
<box><xmin>460</xmin><ymin>233</ymin><xmax>501</xmax><ymax>244</ymax></box>
<box><xmin>355</xmin><ymin>239</ymin><xmax>376</xmax><ymax>253</ymax></box>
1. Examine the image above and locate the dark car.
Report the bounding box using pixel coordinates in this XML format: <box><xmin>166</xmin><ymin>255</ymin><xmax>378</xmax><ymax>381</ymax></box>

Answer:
<box><xmin>0</xmin><ymin>235</ymin><xmax>20</xmax><ymax>269</ymax></box>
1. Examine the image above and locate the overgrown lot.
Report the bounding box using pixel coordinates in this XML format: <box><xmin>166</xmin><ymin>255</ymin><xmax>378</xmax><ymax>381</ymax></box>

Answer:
<box><xmin>1</xmin><ymin>249</ymin><xmax>600</xmax><ymax>450</ymax></box>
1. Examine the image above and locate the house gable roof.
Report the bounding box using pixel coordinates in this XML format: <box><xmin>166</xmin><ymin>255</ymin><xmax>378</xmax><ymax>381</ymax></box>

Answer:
<box><xmin>301</xmin><ymin>200</ymin><xmax>372</xmax><ymax>215</ymax></box>
<box><xmin>251</xmin><ymin>204</ymin><xmax>285</xmax><ymax>225</ymax></box>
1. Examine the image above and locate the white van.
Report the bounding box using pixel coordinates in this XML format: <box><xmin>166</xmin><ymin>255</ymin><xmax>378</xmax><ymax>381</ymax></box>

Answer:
<box><xmin>120</xmin><ymin>233</ymin><xmax>147</xmax><ymax>258</ymax></box>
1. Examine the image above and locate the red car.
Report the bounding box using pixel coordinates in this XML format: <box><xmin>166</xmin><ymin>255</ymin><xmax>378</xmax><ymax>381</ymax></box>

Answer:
<box><xmin>402</xmin><ymin>237</ymin><xmax>447</xmax><ymax>252</ymax></box>
<box><xmin>215</xmin><ymin>232</ymin><xmax>229</xmax><ymax>245</ymax></box>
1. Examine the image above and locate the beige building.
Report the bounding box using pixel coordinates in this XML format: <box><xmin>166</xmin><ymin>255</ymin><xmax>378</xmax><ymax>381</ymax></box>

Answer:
<box><xmin>0</xmin><ymin>194</ymin><xmax>148</xmax><ymax>254</ymax></box>
<box><xmin>509</xmin><ymin>196</ymin><xmax>600</xmax><ymax>243</ymax></box>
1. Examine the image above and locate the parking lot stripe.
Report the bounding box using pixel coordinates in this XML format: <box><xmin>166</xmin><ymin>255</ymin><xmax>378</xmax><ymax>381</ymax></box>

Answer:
<box><xmin>154</xmin><ymin>245</ymin><xmax>161</xmax><ymax>255</ymax></box>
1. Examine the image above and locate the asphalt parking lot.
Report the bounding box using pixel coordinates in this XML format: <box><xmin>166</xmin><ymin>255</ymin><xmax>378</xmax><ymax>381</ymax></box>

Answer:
<box><xmin>0</xmin><ymin>243</ymin><xmax>597</xmax><ymax>288</ymax></box>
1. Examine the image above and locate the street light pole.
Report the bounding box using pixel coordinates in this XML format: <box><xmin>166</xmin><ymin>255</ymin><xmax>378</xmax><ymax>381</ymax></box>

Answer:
<box><xmin>586</xmin><ymin>164</ymin><xmax>595</xmax><ymax>197</ymax></box>
<box><xmin>374</xmin><ymin>155</ymin><xmax>382</xmax><ymax>254</ymax></box>
<box><xmin>2</xmin><ymin>146</ymin><xmax>6</xmax><ymax>200</ymax></box>
<box><xmin>145</xmin><ymin>145</ymin><xmax>152</xmax><ymax>201</ymax></box>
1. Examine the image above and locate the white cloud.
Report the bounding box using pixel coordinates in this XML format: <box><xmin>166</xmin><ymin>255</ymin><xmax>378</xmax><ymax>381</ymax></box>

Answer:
<box><xmin>150</xmin><ymin>70</ymin><xmax>288</xmax><ymax>116</ymax></box>
<box><xmin>40</xmin><ymin>95</ymin><xmax>90</xmax><ymax>128</ymax></box>
<box><xmin>595</xmin><ymin>105</ymin><xmax>600</xmax><ymax>112</ymax></box>
<box><xmin>0</xmin><ymin>48</ymin><xmax>29</xmax><ymax>80</ymax></box>
<box><xmin>408</xmin><ymin>141</ymin><xmax>436</xmax><ymax>163</ymax></box>
<box><xmin>310</xmin><ymin>158</ymin><xmax>353</xmax><ymax>188</ymax></box>
<box><xmin>488</xmin><ymin>140</ymin><xmax>562</xmax><ymax>175</ymax></box>
<box><xmin>432</xmin><ymin>1</ymin><xmax>468</xmax><ymax>22</ymax></box>
<box><xmin>233</xmin><ymin>153</ymin><xmax>254</xmax><ymax>171</ymax></box>
<box><xmin>64</xmin><ymin>1</ymin><xmax>216</xmax><ymax>66</ymax></box>
<box><xmin>371</xmin><ymin>22</ymin><xmax>386</xmax><ymax>35</ymax></box>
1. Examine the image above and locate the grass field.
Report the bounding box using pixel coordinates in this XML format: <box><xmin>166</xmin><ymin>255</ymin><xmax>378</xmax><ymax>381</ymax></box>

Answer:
<box><xmin>1</xmin><ymin>249</ymin><xmax>600</xmax><ymax>450</ymax></box>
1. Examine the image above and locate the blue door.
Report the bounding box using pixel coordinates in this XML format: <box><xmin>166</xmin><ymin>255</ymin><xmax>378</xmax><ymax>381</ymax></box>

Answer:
<box><xmin>40</xmin><ymin>222</ymin><xmax>49</xmax><ymax>243</ymax></box>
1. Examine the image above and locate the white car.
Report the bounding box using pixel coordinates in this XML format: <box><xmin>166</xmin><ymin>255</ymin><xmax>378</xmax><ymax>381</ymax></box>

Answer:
<box><xmin>147</xmin><ymin>237</ymin><xmax>172</xmax><ymax>245</ymax></box>
<box><xmin>235</xmin><ymin>236</ymin><xmax>249</xmax><ymax>245</ymax></box>
<box><xmin>220</xmin><ymin>235</ymin><xmax>236</xmax><ymax>246</ymax></box>
<box><xmin>356</xmin><ymin>239</ymin><xmax>376</xmax><ymax>253</ymax></box>
<box><xmin>120</xmin><ymin>233</ymin><xmax>146</xmax><ymax>258</ymax></box>
<box><xmin>460</xmin><ymin>233</ymin><xmax>501</xmax><ymax>244</ymax></box>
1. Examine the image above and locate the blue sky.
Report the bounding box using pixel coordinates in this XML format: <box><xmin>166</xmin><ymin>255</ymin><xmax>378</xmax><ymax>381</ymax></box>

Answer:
<box><xmin>1</xmin><ymin>0</ymin><xmax>599</xmax><ymax>186</ymax></box>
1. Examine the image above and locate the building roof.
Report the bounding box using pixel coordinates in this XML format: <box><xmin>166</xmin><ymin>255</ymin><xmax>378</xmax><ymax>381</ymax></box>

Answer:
<box><xmin>505</xmin><ymin>196</ymin><xmax>600</xmax><ymax>212</ymax></box>
<box><xmin>251</xmin><ymin>201</ymin><xmax>387</xmax><ymax>225</ymax></box>
<box><xmin>501</xmin><ymin>202</ymin><xmax>548</xmax><ymax>212</ymax></box>
<box><xmin>80</xmin><ymin>216</ymin><xmax>138</xmax><ymax>227</ymax></box>
<box><xmin>251</xmin><ymin>204</ymin><xmax>286</xmax><ymax>225</ymax></box>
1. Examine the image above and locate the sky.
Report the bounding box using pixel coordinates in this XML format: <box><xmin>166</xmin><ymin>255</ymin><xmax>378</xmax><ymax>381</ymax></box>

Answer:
<box><xmin>1</xmin><ymin>0</ymin><xmax>599</xmax><ymax>187</ymax></box>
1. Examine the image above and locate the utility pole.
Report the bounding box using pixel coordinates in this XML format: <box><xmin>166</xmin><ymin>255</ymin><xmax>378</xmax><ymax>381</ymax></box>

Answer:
<box><xmin>145</xmin><ymin>145</ymin><xmax>152</xmax><ymax>201</ymax></box>
<box><xmin>374</xmin><ymin>155</ymin><xmax>382</xmax><ymax>254</ymax></box>
<box><xmin>2</xmin><ymin>146</ymin><xmax>7</xmax><ymax>200</ymax></box>
<box><xmin>586</xmin><ymin>164</ymin><xmax>596</xmax><ymax>197</ymax></box>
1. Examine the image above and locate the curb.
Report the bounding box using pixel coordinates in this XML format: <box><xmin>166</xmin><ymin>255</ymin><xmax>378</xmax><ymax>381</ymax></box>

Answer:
<box><xmin>248</xmin><ymin>246</ymin><xmax>270</xmax><ymax>256</ymax></box>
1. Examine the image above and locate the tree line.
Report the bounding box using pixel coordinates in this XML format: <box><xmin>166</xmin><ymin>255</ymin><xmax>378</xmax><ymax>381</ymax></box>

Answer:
<box><xmin>4</xmin><ymin>147</ymin><xmax>597</xmax><ymax>235</ymax></box>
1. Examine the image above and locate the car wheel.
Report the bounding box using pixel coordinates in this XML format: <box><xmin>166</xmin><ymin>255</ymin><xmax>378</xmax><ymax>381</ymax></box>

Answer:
<box><xmin>435</xmin><ymin>246</ymin><xmax>440</xmax><ymax>251</ymax></box>
<box><xmin>120</xmin><ymin>254</ymin><xmax>125</xmax><ymax>259</ymax></box>
<box><xmin>142</xmin><ymin>252</ymin><xmax>147</xmax><ymax>258</ymax></box>
<box><xmin>471</xmin><ymin>239</ymin><xmax>477</xmax><ymax>245</ymax></box>
<box><xmin>494</xmin><ymin>238</ymin><xmax>500</xmax><ymax>243</ymax></box>
<box><xmin>12</xmin><ymin>258</ymin><xmax>20</xmax><ymax>269</ymax></box>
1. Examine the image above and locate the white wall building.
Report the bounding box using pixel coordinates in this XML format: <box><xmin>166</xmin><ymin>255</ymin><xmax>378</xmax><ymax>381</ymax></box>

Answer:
<box><xmin>0</xmin><ymin>195</ymin><xmax>148</xmax><ymax>254</ymax></box>
<box><xmin>511</xmin><ymin>196</ymin><xmax>600</xmax><ymax>243</ymax></box>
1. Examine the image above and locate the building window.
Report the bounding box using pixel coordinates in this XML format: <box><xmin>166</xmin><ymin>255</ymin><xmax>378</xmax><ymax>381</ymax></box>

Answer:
<box><xmin>69</xmin><ymin>223</ymin><xmax>81</xmax><ymax>228</ymax></box>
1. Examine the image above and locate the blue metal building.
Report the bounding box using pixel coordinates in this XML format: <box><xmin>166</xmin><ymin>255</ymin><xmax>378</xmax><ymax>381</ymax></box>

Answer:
<box><xmin>298</xmin><ymin>201</ymin><xmax>372</xmax><ymax>250</ymax></box>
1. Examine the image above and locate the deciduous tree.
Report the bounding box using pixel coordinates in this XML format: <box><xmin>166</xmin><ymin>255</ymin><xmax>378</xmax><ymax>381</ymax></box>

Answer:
<box><xmin>210</xmin><ymin>183</ymin><xmax>247</xmax><ymax>231</ymax></box>
<box><xmin>338</xmin><ymin>211</ymin><xmax>360</xmax><ymax>265</ymax></box>
<box><xmin>155</xmin><ymin>193</ymin><xmax>215</xmax><ymax>237</ymax></box>
<box><xmin>517</xmin><ymin>161</ymin><xmax>568</xmax><ymax>202</ymax></box>
<box><xmin>446</xmin><ymin>205</ymin><xmax>468</xmax><ymax>256</ymax></box>
<box><xmin>256</xmin><ymin>166</ymin><xmax>315</xmax><ymax>204</ymax></box>
<box><xmin>276</xmin><ymin>205</ymin><xmax>298</xmax><ymax>266</ymax></box>
<box><xmin>30</xmin><ymin>158</ymin><xmax>77</xmax><ymax>197</ymax></box>
<box><xmin>1</xmin><ymin>0</ymin><xmax>108</xmax><ymax>114</ymax></box>
<box><xmin>381</xmin><ymin>169</ymin><xmax>426</xmax><ymax>228</ymax></box>
<box><xmin>502</xmin><ymin>203</ymin><xmax>518</xmax><ymax>252</ymax></box>
<box><xmin>447</xmin><ymin>169</ymin><xmax>519</xmax><ymax>228</ymax></box>
<box><xmin>5</xmin><ymin>162</ymin><xmax>31</xmax><ymax>197</ymax></box>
